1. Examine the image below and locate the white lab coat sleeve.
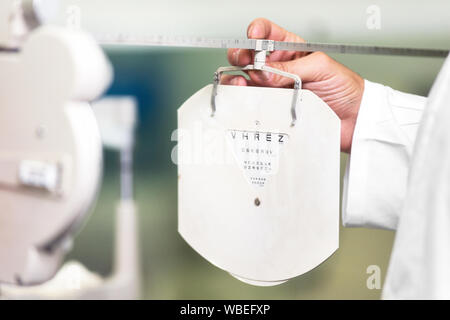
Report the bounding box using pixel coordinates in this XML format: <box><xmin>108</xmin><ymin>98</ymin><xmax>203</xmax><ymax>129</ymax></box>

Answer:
<box><xmin>342</xmin><ymin>80</ymin><xmax>427</xmax><ymax>230</ymax></box>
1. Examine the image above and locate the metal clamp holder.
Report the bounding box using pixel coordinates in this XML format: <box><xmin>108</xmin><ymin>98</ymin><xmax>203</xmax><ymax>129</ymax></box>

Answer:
<box><xmin>211</xmin><ymin>39</ymin><xmax>302</xmax><ymax>126</ymax></box>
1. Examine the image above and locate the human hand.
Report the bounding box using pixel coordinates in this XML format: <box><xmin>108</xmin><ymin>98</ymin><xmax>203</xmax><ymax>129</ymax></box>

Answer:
<box><xmin>222</xmin><ymin>18</ymin><xmax>365</xmax><ymax>153</ymax></box>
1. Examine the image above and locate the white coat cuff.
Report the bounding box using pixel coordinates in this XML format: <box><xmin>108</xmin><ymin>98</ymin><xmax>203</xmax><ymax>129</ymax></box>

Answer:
<box><xmin>342</xmin><ymin>80</ymin><xmax>425</xmax><ymax>230</ymax></box>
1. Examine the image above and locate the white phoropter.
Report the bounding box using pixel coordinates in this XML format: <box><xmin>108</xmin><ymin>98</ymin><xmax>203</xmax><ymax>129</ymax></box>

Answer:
<box><xmin>0</xmin><ymin>1</ymin><xmax>139</xmax><ymax>299</ymax></box>
<box><xmin>0</xmin><ymin>1</ymin><xmax>112</xmax><ymax>285</ymax></box>
<box><xmin>1</xmin><ymin>97</ymin><xmax>140</xmax><ymax>299</ymax></box>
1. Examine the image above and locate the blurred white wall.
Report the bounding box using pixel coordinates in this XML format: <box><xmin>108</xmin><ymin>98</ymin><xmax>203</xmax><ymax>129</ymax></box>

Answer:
<box><xmin>51</xmin><ymin>0</ymin><xmax>450</xmax><ymax>46</ymax></box>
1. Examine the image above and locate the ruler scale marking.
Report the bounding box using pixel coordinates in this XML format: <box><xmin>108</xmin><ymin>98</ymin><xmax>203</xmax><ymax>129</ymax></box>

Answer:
<box><xmin>96</xmin><ymin>35</ymin><xmax>449</xmax><ymax>58</ymax></box>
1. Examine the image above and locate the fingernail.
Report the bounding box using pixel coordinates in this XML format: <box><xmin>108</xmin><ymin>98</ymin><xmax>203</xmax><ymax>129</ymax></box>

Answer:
<box><xmin>233</xmin><ymin>49</ymin><xmax>240</xmax><ymax>64</ymax></box>
<box><xmin>230</xmin><ymin>78</ymin><xmax>239</xmax><ymax>86</ymax></box>
<box><xmin>247</xmin><ymin>26</ymin><xmax>254</xmax><ymax>38</ymax></box>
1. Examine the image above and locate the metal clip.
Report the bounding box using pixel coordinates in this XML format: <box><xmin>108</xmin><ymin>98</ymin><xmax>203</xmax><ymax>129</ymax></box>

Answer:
<box><xmin>255</xmin><ymin>39</ymin><xmax>275</xmax><ymax>52</ymax></box>
<box><xmin>211</xmin><ymin>40</ymin><xmax>301</xmax><ymax>126</ymax></box>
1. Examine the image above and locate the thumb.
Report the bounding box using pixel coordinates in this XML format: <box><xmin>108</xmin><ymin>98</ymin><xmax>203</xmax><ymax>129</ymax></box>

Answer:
<box><xmin>248</xmin><ymin>52</ymin><xmax>332</xmax><ymax>87</ymax></box>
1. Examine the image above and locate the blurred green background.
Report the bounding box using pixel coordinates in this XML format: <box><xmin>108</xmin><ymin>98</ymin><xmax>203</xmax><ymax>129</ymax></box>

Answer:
<box><xmin>58</xmin><ymin>0</ymin><xmax>449</xmax><ymax>299</ymax></box>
